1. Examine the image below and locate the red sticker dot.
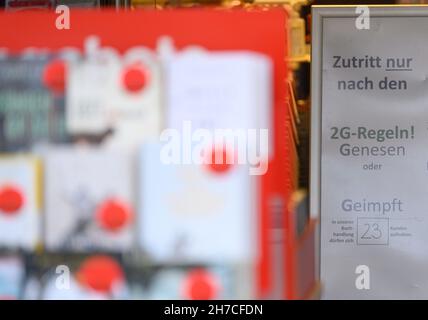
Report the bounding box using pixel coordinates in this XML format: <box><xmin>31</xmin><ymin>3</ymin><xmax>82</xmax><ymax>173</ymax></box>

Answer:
<box><xmin>96</xmin><ymin>199</ymin><xmax>132</xmax><ymax>232</ymax></box>
<box><xmin>182</xmin><ymin>269</ymin><xmax>220</xmax><ymax>300</ymax></box>
<box><xmin>0</xmin><ymin>185</ymin><xmax>24</xmax><ymax>215</ymax></box>
<box><xmin>42</xmin><ymin>60</ymin><xmax>66</xmax><ymax>95</ymax></box>
<box><xmin>207</xmin><ymin>147</ymin><xmax>233</xmax><ymax>174</ymax></box>
<box><xmin>77</xmin><ymin>255</ymin><xmax>124</xmax><ymax>293</ymax></box>
<box><xmin>122</xmin><ymin>64</ymin><xmax>149</xmax><ymax>93</ymax></box>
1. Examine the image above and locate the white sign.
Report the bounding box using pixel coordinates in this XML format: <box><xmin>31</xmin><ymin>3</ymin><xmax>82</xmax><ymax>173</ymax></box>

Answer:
<box><xmin>312</xmin><ymin>6</ymin><xmax>428</xmax><ymax>299</ymax></box>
